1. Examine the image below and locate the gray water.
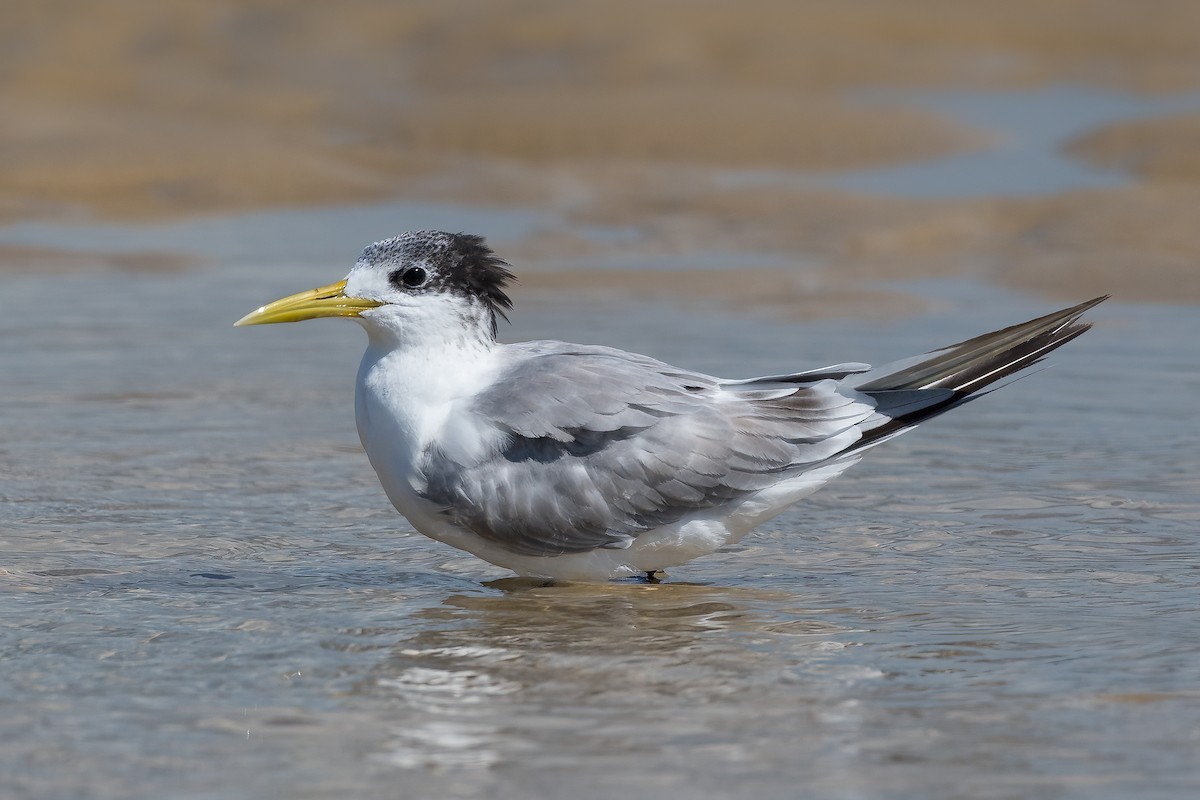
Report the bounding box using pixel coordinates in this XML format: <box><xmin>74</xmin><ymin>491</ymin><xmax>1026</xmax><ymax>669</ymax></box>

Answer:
<box><xmin>720</xmin><ymin>85</ymin><xmax>1200</xmax><ymax>197</ymax></box>
<box><xmin>832</xmin><ymin>85</ymin><xmax>1200</xmax><ymax>197</ymax></box>
<box><xmin>2</xmin><ymin>219</ymin><xmax>1198</xmax><ymax>799</ymax></box>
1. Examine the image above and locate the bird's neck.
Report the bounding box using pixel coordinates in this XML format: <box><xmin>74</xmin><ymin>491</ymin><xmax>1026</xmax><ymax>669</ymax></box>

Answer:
<box><xmin>358</xmin><ymin>324</ymin><xmax>499</xmax><ymax>411</ymax></box>
<box><xmin>363</xmin><ymin>324</ymin><xmax>495</xmax><ymax>356</ymax></box>
<box><xmin>353</xmin><ymin>302</ymin><xmax>501</xmax><ymax>488</ymax></box>
<box><xmin>356</xmin><ymin>331</ymin><xmax>499</xmax><ymax>435</ymax></box>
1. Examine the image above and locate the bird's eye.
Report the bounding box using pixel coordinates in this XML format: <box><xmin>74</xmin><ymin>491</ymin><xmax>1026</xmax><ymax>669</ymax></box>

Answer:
<box><xmin>392</xmin><ymin>266</ymin><xmax>428</xmax><ymax>289</ymax></box>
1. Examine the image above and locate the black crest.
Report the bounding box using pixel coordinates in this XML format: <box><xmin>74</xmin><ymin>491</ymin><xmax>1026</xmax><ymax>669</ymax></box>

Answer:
<box><xmin>441</xmin><ymin>232</ymin><xmax>515</xmax><ymax>331</ymax></box>
<box><xmin>363</xmin><ymin>231</ymin><xmax>516</xmax><ymax>337</ymax></box>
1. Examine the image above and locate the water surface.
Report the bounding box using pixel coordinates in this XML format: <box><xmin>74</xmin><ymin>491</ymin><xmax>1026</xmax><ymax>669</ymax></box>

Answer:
<box><xmin>720</xmin><ymin>85</ymin><xmax>1200</xmax><ymax>198</ymax></box>
<box><xmin>2</xmin><ymin>232</ymin><xmax>1197</xmax><ymax>798</ymax></box>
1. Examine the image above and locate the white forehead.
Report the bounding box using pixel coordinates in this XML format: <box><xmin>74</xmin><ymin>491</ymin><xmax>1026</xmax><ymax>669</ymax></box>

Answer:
<box><xmin>342</xmin><ymin>231</ymin><xmax>450</xmax><ymax>299</ymax></box>
<box><xmin>343</xmin><ymin>259</ymin><xmax>394</xmax><ymax>301</ymax></box>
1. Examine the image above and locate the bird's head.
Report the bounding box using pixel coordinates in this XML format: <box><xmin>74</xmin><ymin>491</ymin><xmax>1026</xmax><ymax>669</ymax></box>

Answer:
<box><xmin>235</xmin><ymin>231</ymin><xmax>515</xmax><ymax>345</ymax></box>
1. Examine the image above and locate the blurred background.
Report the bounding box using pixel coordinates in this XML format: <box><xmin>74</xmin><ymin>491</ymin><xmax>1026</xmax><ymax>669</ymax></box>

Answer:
<box><xmin>4</xmin><ymin>0</ymin><xmax>1200</xmax><ymax>307</ymax></box>
<box><xmin>4</xmin><ymin>3</ymin><xmax>1200</xmax><ymax>799</ymax></box>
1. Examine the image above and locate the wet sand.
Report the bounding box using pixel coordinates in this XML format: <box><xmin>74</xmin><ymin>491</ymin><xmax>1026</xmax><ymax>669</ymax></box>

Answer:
<box><xmin>4</xmin><ymin>0</ymin><xmax>1200</xmax><ymax>305</ymax></box>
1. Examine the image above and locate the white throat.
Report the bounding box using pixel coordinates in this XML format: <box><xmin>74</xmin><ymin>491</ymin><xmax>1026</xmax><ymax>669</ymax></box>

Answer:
<box><xmin>352</xmin><ymin>299</ymin><xmax>504</xmax><ymax>512</ymax></box>
<box><xmin>356</xmin><ymin>293</ymin><xmax>497</xmax><ymax>354</ymax></box>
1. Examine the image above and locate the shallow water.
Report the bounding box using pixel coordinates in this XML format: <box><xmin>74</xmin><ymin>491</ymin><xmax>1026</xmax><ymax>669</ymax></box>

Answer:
<box><xmin>2</xmin><ymin>215</ymin><xmax>1198</xmax><ymax>799</ymax></box>
<box><xmin>832</xmin><ymin>85</ymin><xmax>1200</xmax><ymax>197</ymax></box>
<box><xmin>720</xmin><ymin>85</ymin><xmax>1200</xmax><ymax>197</ymax></box>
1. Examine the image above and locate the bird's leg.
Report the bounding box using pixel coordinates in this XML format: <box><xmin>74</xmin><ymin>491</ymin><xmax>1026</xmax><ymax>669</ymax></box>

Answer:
<box><xmin>644</xmin><ymin>570</ymin><xmax>666</xmax><ymax>584</ymax></box>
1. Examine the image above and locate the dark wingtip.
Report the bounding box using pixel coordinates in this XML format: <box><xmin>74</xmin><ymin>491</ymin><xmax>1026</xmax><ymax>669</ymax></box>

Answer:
<box><xmin>1064</xmin><ymin>294</ymin><xmax>1109</xmax><ymax>318</ymax></box>
<box><xmin>845</xmin><ymin>295</ymin><xmax>1107</xmax><ymax>453</ymax></box>
<box><xmin>859</xmin><ymin>295</ymin><xmax>1107</xmax><ymax>394</ymax></box>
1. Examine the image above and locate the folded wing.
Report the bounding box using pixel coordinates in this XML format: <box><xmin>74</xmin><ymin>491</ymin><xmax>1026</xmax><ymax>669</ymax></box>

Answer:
<box><xmin>416</xmin><ymin>296</ymin><xmax>1104</xmax><ymax>558</ymax></box>
<box><xmin>418</xmin><ymin>344</ymin><xmax>875</xmax><ymax>556</ymax></box>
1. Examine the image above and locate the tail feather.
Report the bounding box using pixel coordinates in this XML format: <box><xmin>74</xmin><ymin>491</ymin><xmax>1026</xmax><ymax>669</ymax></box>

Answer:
<box><xmin>845</xmin><ymin>296</ymin><xmax>1106</xmax><ymax>453</ymax></box>
<box><xmin>856</xmin><ymin>296</ymin><xmax>1107</xmax><ymax>393</ymax></box>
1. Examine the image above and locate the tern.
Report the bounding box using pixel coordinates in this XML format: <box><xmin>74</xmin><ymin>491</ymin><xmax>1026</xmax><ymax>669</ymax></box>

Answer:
<box><xmin>236</xmin><ymin>231</ymin><xmax>1103</xmax><ymax>580</ymax></box>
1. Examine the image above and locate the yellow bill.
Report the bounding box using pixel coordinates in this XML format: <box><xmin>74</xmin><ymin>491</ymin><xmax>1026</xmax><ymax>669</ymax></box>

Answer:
<box><xmin>234</xmin><ymin>280</ymin><xmax>382</xmax><ymax>326</ymax></box>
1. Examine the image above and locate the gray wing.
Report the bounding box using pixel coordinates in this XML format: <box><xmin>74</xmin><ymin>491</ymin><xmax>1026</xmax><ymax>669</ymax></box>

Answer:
<box><xmin>417</xmin><ymin>343</ymin><xmax>876</xmax><ymax>557</ymax></box>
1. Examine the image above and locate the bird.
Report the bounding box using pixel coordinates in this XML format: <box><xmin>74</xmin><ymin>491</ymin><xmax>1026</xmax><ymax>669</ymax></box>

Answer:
<box><xmin>236</xmin><ymin>230</ymin><xmax>1104</xmax><ymax>581</ymax></box>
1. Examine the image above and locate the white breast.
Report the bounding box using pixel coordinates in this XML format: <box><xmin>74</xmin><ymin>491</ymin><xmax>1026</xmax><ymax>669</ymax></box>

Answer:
<box><xmin>353</xmin><ymin>339</ymin><xmax>505</xmax><ymax>534</ymax></box>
